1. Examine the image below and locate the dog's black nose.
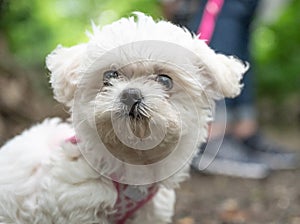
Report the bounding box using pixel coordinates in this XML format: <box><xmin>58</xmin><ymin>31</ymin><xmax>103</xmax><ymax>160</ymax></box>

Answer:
<box><xmin>120</xmin><ymin>88</ymin><xmax>143</xmax><ymax>107</ymax></box>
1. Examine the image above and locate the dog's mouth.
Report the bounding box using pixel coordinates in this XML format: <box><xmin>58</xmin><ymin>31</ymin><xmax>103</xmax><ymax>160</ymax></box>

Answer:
<box><xmin>119</xmin><ymin>87</ymin><xmax>154</xmax><ymax>139</ymax></box>
<box><xmin>120</xmin><ymin>87</ymin><xmax>150</xmax><ymax>119</ymax></box>
<box><xmin>128</xmin><ymin>100</ymin><xmax>142</xmax><ymax>118</ymax></box>
<box><xmin>129</xmin><ymin>100</ymin><xmax>140</xmax><ymax>117</ymax></box>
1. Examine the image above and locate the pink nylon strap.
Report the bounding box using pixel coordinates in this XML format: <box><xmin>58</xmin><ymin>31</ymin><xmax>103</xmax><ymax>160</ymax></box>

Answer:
<box><xmin>197</xmin><ymin>0</ymin><xmax>224</xmax><ymax>43</ymax></box>
<box><xmin>65</xmin><ymin>135</ymin><xmax>79</xmax><ymax>144</ymax></box>
<box><xmin>110</xmin><ymin>182</ymin><xmax>158</xmax><ymax>224</ymax></box>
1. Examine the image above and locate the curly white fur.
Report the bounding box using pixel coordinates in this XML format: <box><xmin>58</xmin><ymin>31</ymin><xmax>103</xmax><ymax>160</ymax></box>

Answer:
<box><xmin>0</xmin><ymin>13</ymin><xmax>246</xmax><ymax>223</ymax></box>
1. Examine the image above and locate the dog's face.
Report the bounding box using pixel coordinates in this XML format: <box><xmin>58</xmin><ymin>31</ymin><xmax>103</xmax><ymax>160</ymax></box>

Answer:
<box><xmin>46</xmin><ymin>13</ymin><xmax>247</xmax><ymax>184</ymax></box>
<box><xmin>94</xmin><ymin>61</ymin><xmax>181</xmax><ymax>165</ymax></box>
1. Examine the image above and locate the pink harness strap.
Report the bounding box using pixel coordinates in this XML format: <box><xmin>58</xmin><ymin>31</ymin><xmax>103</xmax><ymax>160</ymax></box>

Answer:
<box><xmin>110</xmin><ymin>182</ymin><xmax>158</xmax><ymax>224</ymax></box>
<box><xmin>66</xmin><ymin>136</ymin><xmax>158</xmax><ymax>224</ymax></box>
<box><xmin>65</xmin><ymin>135</ymin><xmax>79</xmax><ymax>144</ymax></box>
<box><xmin>197</xmin><ymin>0</ymin><xmax>224</xmax><ymax>43</ymax></box>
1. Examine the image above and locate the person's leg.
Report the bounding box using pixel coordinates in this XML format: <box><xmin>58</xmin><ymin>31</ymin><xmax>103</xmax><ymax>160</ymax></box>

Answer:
<box><xmin>190</xmin><ymin>0</ymin><xmax>271</xmax><ymax>178</ymax></box>
<box><xmin>211</xmin><ymin>0</ymin><xmax>259</xmax><ymax>126</ymax></box>
<box><xmin>188</xmin><ymin>0</ymin><xmax>259</xmax><ymax>137</ymax></box>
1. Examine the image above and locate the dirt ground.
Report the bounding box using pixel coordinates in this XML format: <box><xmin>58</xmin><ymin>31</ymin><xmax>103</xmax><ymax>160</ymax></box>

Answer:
<box><xmin>174</xmin><ymin>127</ymin><xmax>300</xmax><ymax>224</ymax></box>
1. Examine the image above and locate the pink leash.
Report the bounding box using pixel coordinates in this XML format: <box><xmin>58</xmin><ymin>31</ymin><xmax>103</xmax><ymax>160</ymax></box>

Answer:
<box><xmin>197</xmin><ymin>0</ymin><xmax>224</xmax><ymax>43</ymax></box>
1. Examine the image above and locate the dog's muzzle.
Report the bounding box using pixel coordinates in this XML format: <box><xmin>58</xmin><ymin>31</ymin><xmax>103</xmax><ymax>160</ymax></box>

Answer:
<box><xmin>120</xmin><ymin>88</ymin><xmax>143</xmax><ymax>118</ymax></box>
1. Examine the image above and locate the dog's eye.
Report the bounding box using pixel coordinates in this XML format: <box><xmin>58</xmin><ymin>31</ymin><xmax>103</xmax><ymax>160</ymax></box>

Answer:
<box><xmin>155</xmin><ymin>74</ymin><xmax>173</xmax><ymax>90</ymax></box>
<box><xmin>103</xmin><ymin>70</ymin><xmax>119</xmax><ymax>86</ymax></box>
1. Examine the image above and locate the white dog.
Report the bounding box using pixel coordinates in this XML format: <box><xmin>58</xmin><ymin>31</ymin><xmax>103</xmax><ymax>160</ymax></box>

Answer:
<box><xmin>0</xmin><ymin>13</ymin><xmax>247</xmax><ymax>224</ymax></box>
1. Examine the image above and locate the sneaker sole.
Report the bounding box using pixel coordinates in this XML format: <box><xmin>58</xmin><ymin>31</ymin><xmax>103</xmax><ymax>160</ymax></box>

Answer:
<box><xmin>191</xmin><ymin>155</ymin><xmax>270</xmax><ymax>179</ymax></box>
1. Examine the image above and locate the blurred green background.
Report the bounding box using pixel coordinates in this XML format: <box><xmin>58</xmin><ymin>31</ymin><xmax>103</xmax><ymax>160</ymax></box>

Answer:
<box><xmin>1</xmin><ymin>0</ymin><xmax>299</xmax><ymax>97</ymax></box>
<box><xmin>0</xmin><ymin>0</ymin><xmax>161</xmax><ymax>67</ymax></box>
<box><xmin>0</xmin><ymin>0</ymin><xmax>299</xmax><ymax>142</ymax></box>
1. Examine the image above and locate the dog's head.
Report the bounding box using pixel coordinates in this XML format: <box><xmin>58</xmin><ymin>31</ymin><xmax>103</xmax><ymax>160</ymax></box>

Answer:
<box><xmin>46</xmin><ymin>13</ymin><xmax>247</xmax><ymax>183</ymax></box>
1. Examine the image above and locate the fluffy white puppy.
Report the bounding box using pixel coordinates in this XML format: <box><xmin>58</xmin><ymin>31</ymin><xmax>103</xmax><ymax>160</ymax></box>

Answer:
<box><xmin>0</xmin><ymin>13</ymin><xmax>247</xmax><ymax>224</ymax></box>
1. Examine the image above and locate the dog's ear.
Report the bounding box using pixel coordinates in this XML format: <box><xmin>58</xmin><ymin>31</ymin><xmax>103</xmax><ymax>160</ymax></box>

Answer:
<box><xmin>193</xmin><ymin>40</ymin><xmax>248</xmax><ymax>100</ymax></box>
<box><xmin>46</xmin><ymin>44</ymin><xmax>86</xmax><ymax>107</ymax></box>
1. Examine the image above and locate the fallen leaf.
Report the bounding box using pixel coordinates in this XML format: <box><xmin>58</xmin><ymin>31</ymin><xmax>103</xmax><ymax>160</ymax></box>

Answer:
<box><xmin>176</xmin><ymin>216</ymin><xmax>195</xmax><ymax>224</ymax></box>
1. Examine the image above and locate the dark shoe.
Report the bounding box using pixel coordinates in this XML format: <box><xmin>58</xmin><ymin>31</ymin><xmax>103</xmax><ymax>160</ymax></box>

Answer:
<box><xmin>242</xmin><ymin>132</ymin><xmax>299</xmax><ymax>170</ymax></box>
<box><xmin>191</xmin><ymin>135</ymin><xmax>270</xmax><ymax>179</ymax></box>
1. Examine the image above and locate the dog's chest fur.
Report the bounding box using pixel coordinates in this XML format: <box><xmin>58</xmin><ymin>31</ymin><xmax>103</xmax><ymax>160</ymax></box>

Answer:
<box><xmin>0</xmin><ymin>119</ymin><xmax>175</xmax><ymax>224</ymax></box>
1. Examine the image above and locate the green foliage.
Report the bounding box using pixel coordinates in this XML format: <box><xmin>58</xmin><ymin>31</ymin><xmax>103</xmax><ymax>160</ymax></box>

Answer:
<box><xmin>252</xmin><ymin>0</ymin><xmax>300</xmax><ymax>100</ymax></box>
<box><xmin>1</xmin><ymin>0</ymin><xmax>161</xmax><ymax>67</ymax></box>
